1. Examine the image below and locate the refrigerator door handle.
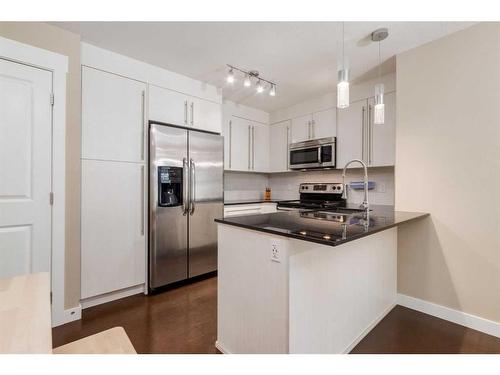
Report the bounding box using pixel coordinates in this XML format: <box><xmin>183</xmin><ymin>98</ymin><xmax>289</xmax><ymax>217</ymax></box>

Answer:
<box><xmin>189</xmin><ymin>158</ymin><xmax>196</xmax><ymax>215</ymax></box>
<box><xmin>182</xmin><ymin>157</ymin><xmax>189</xmax><ymax>215</ymax></box>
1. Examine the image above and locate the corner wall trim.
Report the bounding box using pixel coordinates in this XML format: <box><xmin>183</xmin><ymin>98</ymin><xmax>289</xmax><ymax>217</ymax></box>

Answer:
<box><xmin>397</xmin><ymin>294</ymin><xmax>500</xmax><ymax>339</ymax></box>
<box><xmin>215</xmin><ymin>341</ymin><xmax>230</xmax><ymax>354</ymax></box>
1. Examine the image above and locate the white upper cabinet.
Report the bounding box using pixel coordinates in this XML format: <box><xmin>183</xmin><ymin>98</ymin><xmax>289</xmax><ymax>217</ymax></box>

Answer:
<box><xmin>149</xmin><ymin>85</ymin><xmax>221</xmax><ymax>133</ymax></box>
<box><xmin>291</xmin><ymin>114</ymin><xmax>312</xmax><ymax>143</ymax></box>
<box><xmin>252</xmin><ymin>122</ymin><xmax>270</xmax><ymax>172</ymax></box>
<box><xmin>224</xmin><ymin>116</ymin><xmax>269</xmax><ymax>173</ymax></box>
<box><xmin>82</xmin><ymin>67</ymin><xmax>147</xmax><ymax>162</ymax></box>
<box><xmin>337</xmin><ymin>92</ymin><xmax>396</xmax><ymax>169</ymax></box>
<box><xmin>269</xmin><ymin>121</ymin><xmax>291</xmax><ymax>173</ymax></box>
<box><xmin>190</xmin><ymin>96</ymin><xmax>222</xmax><ymax>133</ymax></box>
<box><xmin>149</xmin><ymin>85</ymin><xmax>189</xmax><ymax>127</ymax></box>
<box><xmin>312</xmin><ymin>108</ymin><xmax>336</xmax><ymax>139</ymax></box>
<box><xmin>337</xmin><ymin>99</ymin><xmax>365</xmax><ymax>168</ymax></box>
<box><xmin>228</xmin><ymin>117</ymin><xmax>252</xmax><ymax>171</ymax></box>
<box><xmin>369</xmin><ymin>91</ymin><xmax>396</xmax><ymax>167</ymax></box>
<box><xmin>291</xmin><ymin>108</ymin><xmax>336</xmax><ymax>143</ymax></box>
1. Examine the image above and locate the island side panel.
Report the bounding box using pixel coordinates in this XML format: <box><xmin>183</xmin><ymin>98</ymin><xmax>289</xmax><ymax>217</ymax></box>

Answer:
<box><xmin>216</xmin><ymin>224</ymin><xmax>289</xmax><ymax>353</ymax></box>
<box><xmin>289</xmin><ymin>227</ymin><xmax>397</xmax><ymax>353</ymax></box>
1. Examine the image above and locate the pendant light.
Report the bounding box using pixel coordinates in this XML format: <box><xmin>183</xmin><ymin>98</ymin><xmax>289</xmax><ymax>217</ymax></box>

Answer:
<box><xmin>337</xmin><ymin>22</ymin><xmax>350</xmax><ymax>109</ymax></box>
<box><xmin>371</xmin><ymin>28</ymin><xmax>388</xmax><ymax>124</ymax></box>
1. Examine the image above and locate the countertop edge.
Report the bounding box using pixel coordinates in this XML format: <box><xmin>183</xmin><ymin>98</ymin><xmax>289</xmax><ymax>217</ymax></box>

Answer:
<box><xmin>215</xmin><ymin>212</ymin><xmax>429</xmax><ymax>247</ymax></box>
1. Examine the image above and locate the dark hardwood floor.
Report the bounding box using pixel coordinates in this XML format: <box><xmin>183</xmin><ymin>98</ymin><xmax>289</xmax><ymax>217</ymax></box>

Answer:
<box><xmin>351</xmin><ymin>305</ymin><xmax>500</xmax><ymax>354</ymax></box>
<box><xmin>53</xmin><ymin>277</ymin><xmax>218</xmax><ymax>354</ymax></box>
<box><xmin>52</xmin><ymin>276</ymin><xmax>500</xmax><ymax>354</ymax></box>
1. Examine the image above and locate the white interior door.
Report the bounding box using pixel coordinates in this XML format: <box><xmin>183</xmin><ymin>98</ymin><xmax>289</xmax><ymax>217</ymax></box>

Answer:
<box><xmin>0</xmin><ymin>59</ymin><xmax>52</xmax><ymax>279</ymax></box>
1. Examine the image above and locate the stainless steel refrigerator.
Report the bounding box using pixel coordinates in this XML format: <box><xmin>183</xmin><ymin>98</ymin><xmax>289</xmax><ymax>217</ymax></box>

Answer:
<box><xmin>149</xmin><ymin>123</ymin><xmax>223</xmax><ymax>290</ymax></box>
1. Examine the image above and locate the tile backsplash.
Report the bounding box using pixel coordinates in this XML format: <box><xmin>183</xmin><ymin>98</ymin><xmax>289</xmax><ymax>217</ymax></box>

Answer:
<box><xmin>224</xmin><ymin>167</ymin><xmax>395</xmax><ymax>205</ymax></box>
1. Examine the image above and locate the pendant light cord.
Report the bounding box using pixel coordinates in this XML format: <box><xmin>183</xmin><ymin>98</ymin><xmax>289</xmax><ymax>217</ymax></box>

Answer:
<box><xmin>342</xmin><ymin>22</ymin><xmax>345</xmax><ymax>70</ymax></box>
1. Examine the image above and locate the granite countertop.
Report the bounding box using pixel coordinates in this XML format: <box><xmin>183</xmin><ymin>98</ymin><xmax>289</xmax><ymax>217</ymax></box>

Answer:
<box><xmin>215</xmin><ymin>205</ymin><xmax>428</xmax><ymax>247</ymax></box>
<box><xmin>224</xmin><ymin>198</ymin><xmax>289</xmax><ymax>206</ymax></box>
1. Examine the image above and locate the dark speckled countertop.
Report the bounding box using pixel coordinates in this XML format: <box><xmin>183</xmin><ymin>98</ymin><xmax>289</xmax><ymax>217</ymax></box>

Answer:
<box><xmin>215</xmin><ymin>205</ymin><xmax>428</xmax><ymax>247</ymax></box>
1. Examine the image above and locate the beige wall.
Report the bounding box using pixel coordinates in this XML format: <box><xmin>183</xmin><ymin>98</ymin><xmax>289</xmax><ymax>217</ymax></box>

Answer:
<box><xmin>396</xmin><ymin>23</ymin><xmax>500</xmax><ymax>322</ymax></box>
<box><xmin>0</xmin><ymin>22</ymin><xmax>81</xmax><ymax>309</ymax></box>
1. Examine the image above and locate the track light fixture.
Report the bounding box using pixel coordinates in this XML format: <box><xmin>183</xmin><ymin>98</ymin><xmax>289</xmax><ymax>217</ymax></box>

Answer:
<box><xmin>225</xmin><ymin>64</ymin><xmax>277</xmax><ymax>96</ymax></box>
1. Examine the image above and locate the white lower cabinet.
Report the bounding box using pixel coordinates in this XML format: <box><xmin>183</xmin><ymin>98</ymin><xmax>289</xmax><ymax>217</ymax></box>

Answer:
<box><xmin>269</xmin><ymin>120</ymin><xmax>291</xmax><ymax>173</ymax></box>
<box><xmin>224</xmin><ymin>203</ymin><xmax>277</xmax><ymax>218</ymax></box>
<box><xmin>81</xmin><ymin>159</ymin><xmax>146</xmax><ymax>299</ymax></box>
<box><xmin>149</xmin><ymin>84</ymin><xmax>221</xmax><ymax>133</ymax></box>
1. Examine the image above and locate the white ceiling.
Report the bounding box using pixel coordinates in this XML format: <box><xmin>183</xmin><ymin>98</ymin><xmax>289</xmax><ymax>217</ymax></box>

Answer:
<box><xmin>52</xmin><ymin>22</ymin><xmax>474</xmax><ymax>113</ymax></box>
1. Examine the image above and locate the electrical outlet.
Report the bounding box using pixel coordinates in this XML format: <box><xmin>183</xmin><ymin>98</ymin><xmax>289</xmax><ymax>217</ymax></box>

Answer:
<box><xmin>270</xmin><ymin>239</ymin><xmax>281</xmax><ymax>263</ymax></box>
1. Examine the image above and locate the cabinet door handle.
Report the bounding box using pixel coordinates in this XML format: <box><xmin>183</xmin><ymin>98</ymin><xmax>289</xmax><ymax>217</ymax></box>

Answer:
<box><xmin>229</xmin><ymin>120</ymin><xmax>232</xmax><ymax>169</ymax></box>
<box><xmin>368</xmin><ymin>104</ymin><xmax>372</xmax><ymax>164</ymax></box>
<box><xmin>190</xmin><ymin>102</ymin><xmax>194</xmax><ymax>126</ymax></box>
<box><xmin>248</xmin><ymin>125</ymin><xmax>251</xmax><ymax>170</ymax></box>
<box><xmin>286</xmin><ymin>125</ymin><xmax>290</xmax><ymax>170</ymax></box>
<box><xmin>184</xmin><ymin>100</ymin><xmax>188</xmax><ymax>125</ymax></box>
<box><xmin>312</xmin><ymin>119</ymin><xmax>315</xmax><ymax>139</ymax></box>
<box><xmin>140</xmin><ymin>165</ymin><xmax>145</xmax><ymax>235</ymax></box>
<box><xmin>361</xmin><ymin>106</ymin><xmax>366</xmax><ymax>161</ymax></box>
<box><xmin>252</xmin><ymin>126</ymin><xmax>255</xmax><ymax>170</ymax></box>
<box><xmin>141</xmin><ymin>90</ymin><xmax>145</xmax><ymax>161</ymax></box>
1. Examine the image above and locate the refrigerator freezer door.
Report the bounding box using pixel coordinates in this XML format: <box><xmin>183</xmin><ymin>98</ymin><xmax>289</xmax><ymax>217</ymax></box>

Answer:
<box><xmin>188</xmin><ymin>131</ymin><xmax>224</xmax><ymax>277</ymax></box>
<box><xmin>149</xmin><ymin>124</ymin><xmax>189</xmax><ymax>288</ymax></box>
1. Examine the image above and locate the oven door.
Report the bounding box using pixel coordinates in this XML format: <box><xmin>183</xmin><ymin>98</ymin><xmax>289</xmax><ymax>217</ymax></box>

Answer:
<box><xmin>289</xmin><ymin>146</ymin><xmax>321</xmax><ymax>169</ymax></box>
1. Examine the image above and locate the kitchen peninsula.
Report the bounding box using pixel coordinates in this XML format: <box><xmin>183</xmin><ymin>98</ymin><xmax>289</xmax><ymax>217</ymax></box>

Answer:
<box><xmin>215</xmin><ymin>206</ymin><xmax>427</xmax><ymax>353</ymax></box>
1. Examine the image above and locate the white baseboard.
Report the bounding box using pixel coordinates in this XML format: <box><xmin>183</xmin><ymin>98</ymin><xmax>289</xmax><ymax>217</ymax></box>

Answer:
<box><xmin>215</xmin><ymin>340</ymin><xmax>231</xmax><ymax>354</ymax></box>
<box><xmin>397</xmin><ymin>294</ymin><xmax>500</xmax><ymax>338</ymax></box>
<box><xmin>343</xmin><ymin>302</ymin><xmax>396</xmax><ymax>353</ymax></box>
<box><xmin>81</xmin><ymin>284</ymin><xmax>145</xmax><ymax>309</ymax></box>
<box><xmin>52</xmin><ymin>304</ymin><xmax>82</xmax><ymax>327</ymax></box>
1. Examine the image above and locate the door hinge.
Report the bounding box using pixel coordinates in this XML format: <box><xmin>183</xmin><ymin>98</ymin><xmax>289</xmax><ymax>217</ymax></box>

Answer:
<box><xmin>49</xmin><ymin>192</ymin><xmax>54</xmax><ymax>205</ymax></box>
<box><xmin>50</xmin><ymin>93</ymin><xmax>54</xmax><ymax>106</ymax></box>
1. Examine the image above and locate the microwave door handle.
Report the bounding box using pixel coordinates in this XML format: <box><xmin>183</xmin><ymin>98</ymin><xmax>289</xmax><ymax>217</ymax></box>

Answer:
<box><xmin>318</xmin><ymin>147</ymin><xmax>322</xmax><ymax>164</ymax></box>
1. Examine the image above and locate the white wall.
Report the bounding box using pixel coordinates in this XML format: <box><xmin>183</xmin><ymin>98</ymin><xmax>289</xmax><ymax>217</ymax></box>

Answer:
<box><xmin>396</xmin><ymin>23</ymin><xmax>500</xmax><ymax>323</ymax></box>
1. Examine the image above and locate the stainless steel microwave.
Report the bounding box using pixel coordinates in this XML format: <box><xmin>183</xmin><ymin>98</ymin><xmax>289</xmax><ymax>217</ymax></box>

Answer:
<box><xmin>289</xmin><ymin>137</ymin><xmax>336</xmax><ymax>170</ymax></box>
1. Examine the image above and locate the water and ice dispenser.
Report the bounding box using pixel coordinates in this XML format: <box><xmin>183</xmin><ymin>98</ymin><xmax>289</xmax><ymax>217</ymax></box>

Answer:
<box><xmin>157</xmin><ymin>166</ymin><xmax>183</xmax><ymax>207</ymax></box>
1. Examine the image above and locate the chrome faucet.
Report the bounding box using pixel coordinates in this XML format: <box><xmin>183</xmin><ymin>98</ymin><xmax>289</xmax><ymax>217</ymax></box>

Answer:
<box><xmin>341</xmin><ymin>159</ymin><xmax>369</xmax><ymax>211</ymax></box>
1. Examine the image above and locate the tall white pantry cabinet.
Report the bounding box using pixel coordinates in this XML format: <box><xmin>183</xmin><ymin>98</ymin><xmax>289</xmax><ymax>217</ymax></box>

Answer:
<box><xmin>81</xmin><ymin>67</ymin><xmax>147</xmax><ymax>300</ymax></box>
